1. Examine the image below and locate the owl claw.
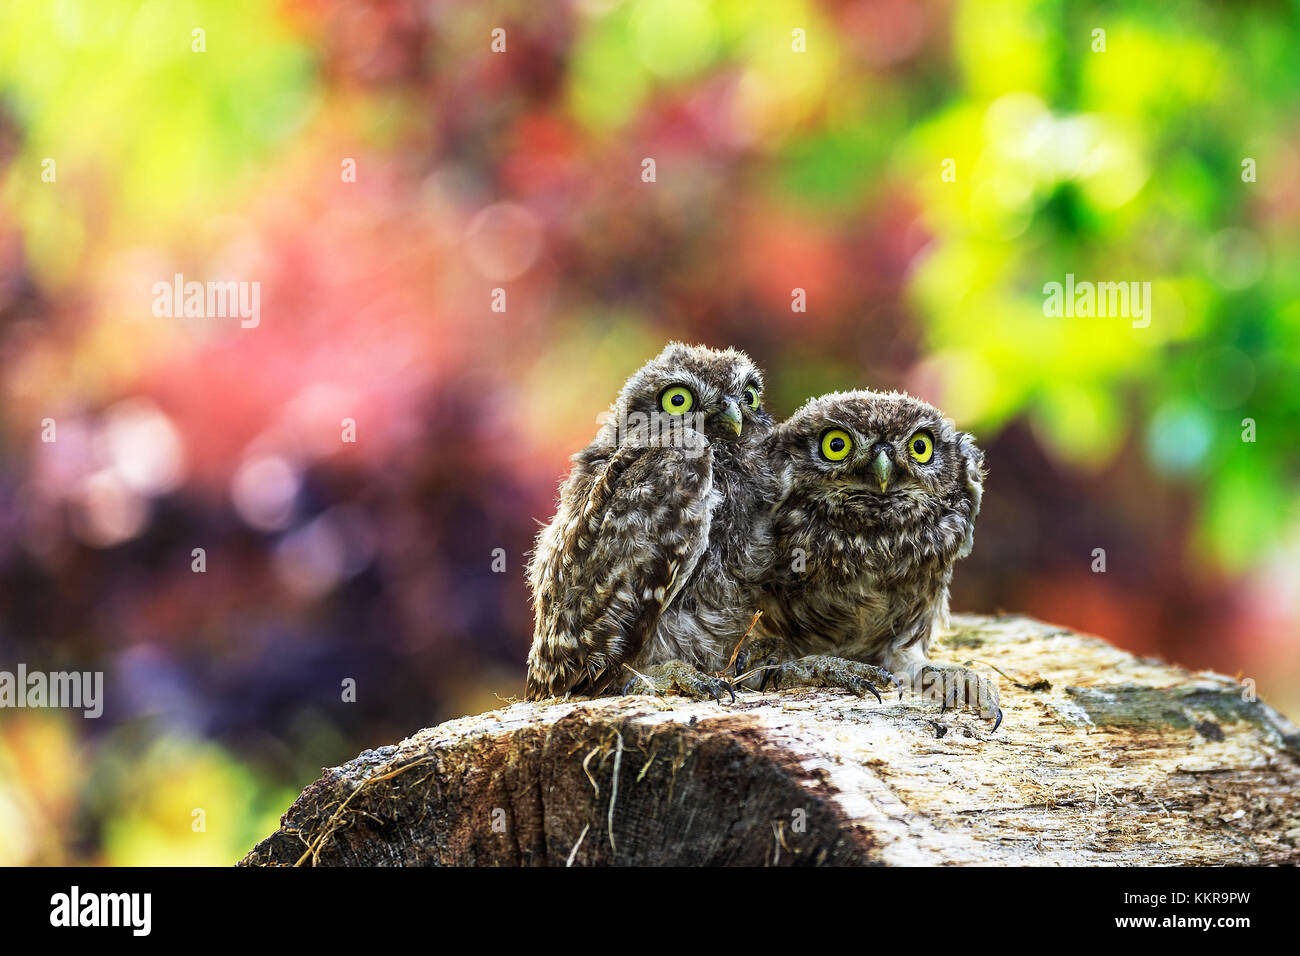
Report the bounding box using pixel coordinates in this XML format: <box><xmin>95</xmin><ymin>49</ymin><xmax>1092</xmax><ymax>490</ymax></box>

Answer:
<box><xmin>621</xmin><ymin>661</ymin><xmax>735</xmax><ymax>704</ymax></box>
<box><xmin>850</xmin><ymin>677</ymin><xmax>883</xmax><ymax>703</ymax></box>
<box><xmin>761</xmin><ymin>655</ymin><xmax>895</xmax><ymax>701</ymax></box>
<box><xmin>696</xmin><ymin>673</ymin><xmax>736</xmax><ymax>704</ymax></box>
<box><xmin>918</xmin><ymin>663</ymin><xmax>1002</xmax><ymax>732</ymax></box>
<box><xmin>731</xmin><ymin>635</ymin><xmax>784</xmax><ymax>690</ymax></box>
<box><xmin>620</xmin><ymin>675</ymin><xmax>643</xmax><ymax>696</ymax></box>
<box><xmin>707</xmin><ymin>676</ymin><xmax>737</xmax><ymax>704</ymax></box>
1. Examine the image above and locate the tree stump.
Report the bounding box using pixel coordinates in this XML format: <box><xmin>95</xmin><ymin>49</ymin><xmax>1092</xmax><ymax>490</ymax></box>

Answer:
<box><xmin>240</xmin><ymin>614</ymin><xmax>1300</xmax><ymax>866</ymax></box>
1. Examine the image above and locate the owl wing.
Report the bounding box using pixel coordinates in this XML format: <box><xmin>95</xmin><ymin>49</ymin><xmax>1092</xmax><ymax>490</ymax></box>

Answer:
<box><xmin>525</xmin><ymin>441</ymin><xmax>714</xmax><ymax>699</ymax></box>
<box><xmin>955</xmin><ymin>432</ymin><xmax>986</xmax><ymax>559</ymax></box>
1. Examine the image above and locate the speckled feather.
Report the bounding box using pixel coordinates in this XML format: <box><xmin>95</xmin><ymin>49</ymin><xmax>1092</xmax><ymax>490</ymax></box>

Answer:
<box><xmin>759</xmin><ymin>389</ymin><xmax>985</xmax><ymax>681</ymax></box>
<box><xmin>525</xmin><ymin>343</ymin><xmax>777</xmax><ymax>699</ymax></box>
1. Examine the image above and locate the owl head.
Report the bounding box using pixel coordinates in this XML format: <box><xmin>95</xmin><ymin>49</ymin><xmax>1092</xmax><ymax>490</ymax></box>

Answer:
<box><xmin>771</xmin><ymin>389</ymin><xmax>985</xmax><ymax>554</ymax></box>
<box><xmin>603</xmin><ymin>342</ymin><xmax>774</xmax><ymax>451</ymax></box>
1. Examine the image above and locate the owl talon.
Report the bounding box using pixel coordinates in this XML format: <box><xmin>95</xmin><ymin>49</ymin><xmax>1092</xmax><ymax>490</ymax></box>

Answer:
<box><xmin>621</xmin><ymin>675</ymin><xmax>646</xmax><ymax>696</ymax></box>
<box><xmin>918</xmin><ymin>663</ymin><xmax>1002</xmax><ymax>731</ymax></box>
<box><xmin>732</xmin><ymin>635</ymin><xmax>785</xmax><ymax>689</ymax></box>
<box><xmin>699</xmin><ymin>674</ymin><xmax>736</xmax><ymax>704</ymax></box>
<box><xmin>622</xmin><ymin>660</ymin><xmax>735</xmax><ymax>703</ymax></box>
<box><xmin>764</xmin><ymin>655</ymin><xmax>895</xmax><ymax>701</ymax></box>
<box><xmin>852</xmin><ymin>677</ymin><xmax>883</xmax><ymax>704</ymax></box>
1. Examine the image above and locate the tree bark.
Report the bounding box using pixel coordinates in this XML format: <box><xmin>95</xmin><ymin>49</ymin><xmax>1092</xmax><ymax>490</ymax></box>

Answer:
<box><xmin>240</xmin><ymin>614</ymin><xmax>1300</xmax><ymax>866</ymax></box>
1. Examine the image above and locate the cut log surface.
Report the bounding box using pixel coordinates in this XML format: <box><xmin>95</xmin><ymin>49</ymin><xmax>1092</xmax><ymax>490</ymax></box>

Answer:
<box><xmin>241</xmin><ymin>615</ymin><xmax>1300</xmax><ymax>866</ymax></box>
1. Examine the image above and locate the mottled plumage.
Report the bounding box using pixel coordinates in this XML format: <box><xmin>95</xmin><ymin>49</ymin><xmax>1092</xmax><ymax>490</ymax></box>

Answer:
<box><xmin>744</xmin><ymin>389</ymin><xmax>1000</xmax><ymax>725</ymax></box>
<box><xmin>525</xmin><ymin>343</ymin><xmax>776</xmax><ymax>700</ymax></box>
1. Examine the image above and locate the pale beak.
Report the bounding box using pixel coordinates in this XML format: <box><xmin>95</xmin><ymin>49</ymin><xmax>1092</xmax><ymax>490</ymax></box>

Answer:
<box><xmin>711</xmin><ymin>400</ymin><xmax>743</xmax><ymax>436</ymax></box>
<box><xmin>871</xmin><ymin>449</ymin><xmax>894</xmax><ymax>492</ymax></box>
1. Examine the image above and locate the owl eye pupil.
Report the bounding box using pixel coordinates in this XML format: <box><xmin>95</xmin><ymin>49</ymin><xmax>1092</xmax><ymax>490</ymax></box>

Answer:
<box><xmin>830</xmin><ymin>438</ymin><xmax>845</xmax><ymax>452</ymax></box>
<box><xmin>671</xmin><ymin>394</ymin><xmax>684</xmax><ymax>406</ymax></box>
<box><xmin>913</xmin><ymin>439</ymin><xmax>925</xmax><ymax>453</ymax></box>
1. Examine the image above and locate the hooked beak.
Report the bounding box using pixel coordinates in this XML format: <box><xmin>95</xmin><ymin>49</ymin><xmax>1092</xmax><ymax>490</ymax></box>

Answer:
<box><xmin>870</xmin><ymin>449</ymin><xmax>895</xmax><ymax>492</ymax></box>
<box><xmin>710</xmin><ymin>400</ymin><xmax>743</xmax><ymax>437</ymax></box>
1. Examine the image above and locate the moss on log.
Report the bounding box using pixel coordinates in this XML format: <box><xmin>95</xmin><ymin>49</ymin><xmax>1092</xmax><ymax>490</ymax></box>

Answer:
<box><xmin>240</xmin><ymin>614</ymin><xmax>1300</xmax><ymax>866</ymax></box>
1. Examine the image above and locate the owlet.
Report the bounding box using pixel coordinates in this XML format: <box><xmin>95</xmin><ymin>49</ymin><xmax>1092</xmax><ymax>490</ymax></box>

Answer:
<box><xmin>739</xmin><ymin>389</ymin><xmax>1001</xmax><ymax>728</ymax></box>
<box><xmin>525</xmin><ymin>343</ymin><xmax>776</xmax><ymax>701</ymax></box>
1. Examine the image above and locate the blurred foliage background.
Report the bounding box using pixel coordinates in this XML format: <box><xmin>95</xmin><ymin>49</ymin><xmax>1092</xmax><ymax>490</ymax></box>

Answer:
<box><xmin>1</xmin><ymin>0</ymin><xmax>1298</xmax><ymax>864</ymax></box>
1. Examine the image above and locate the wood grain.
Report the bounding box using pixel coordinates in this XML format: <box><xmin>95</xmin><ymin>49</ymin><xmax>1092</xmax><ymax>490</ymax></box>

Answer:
<box><xmin>240</xmin><ymin>614</ymin><xmax>1300</xmax><ymax>866</ymax></box>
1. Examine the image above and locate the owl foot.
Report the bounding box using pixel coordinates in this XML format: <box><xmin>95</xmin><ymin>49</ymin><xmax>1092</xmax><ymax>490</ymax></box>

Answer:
<box><xmin>622</xmin><ymin>660</ymin><xmax>735</xmax><ymax>703</ymax></box>
<box><xmin>764</xmin><ymin>655</ymin><xmax>898</xmax><ymax>702</ymax></box>
<box><xmin>916</xmin><ymin>663</ymin><xmax>1002</xmax><ymax>731</ymax></box>
<box><xmin>731</xmin><ymin>635</ymin><xmax>786</xmax><ymax>688</ymax></box>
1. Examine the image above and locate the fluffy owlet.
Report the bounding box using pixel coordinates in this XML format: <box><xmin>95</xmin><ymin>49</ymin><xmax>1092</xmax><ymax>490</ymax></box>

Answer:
<box><xmin>525</xmin><ymin>343</ymin><xmax>776</xmax><ymax>701</ymax></box>
<box><xmin>738</xmin><ymin>389</ymin><xmax>1001</xmax><ymax>728</ymax></box>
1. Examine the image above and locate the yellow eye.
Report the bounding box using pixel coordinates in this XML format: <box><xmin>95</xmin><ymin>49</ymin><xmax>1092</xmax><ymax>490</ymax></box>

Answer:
<box><xmin>820</xmin><ymin>429</ymin><xmax>853</xmax><ymax>462</ymax></box>
<box><xmin>908</xmin><ymin>432</ymin><xmax>934</xmax><ymax>463</ymax></box>
<box><xmin>743</xmin><ymin>386</ymin><xmax>761</xmax><ymax>410</ymax></box>
<box><xmin>660</xmin><ymin>386</ymin><xmax>694</xmax><ymax>414</ymax></box>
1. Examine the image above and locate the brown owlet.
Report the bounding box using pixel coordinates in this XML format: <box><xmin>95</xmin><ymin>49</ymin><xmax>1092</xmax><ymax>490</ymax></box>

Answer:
<box><xmin>738</xmin><ymin>389</ymin><xmax>1001</xmax><ymax>728</ymax></box>
<box><xmin>525</xmin><ymin>342</ymin><xmax>776</xmax><ymax>702</ymax></box>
